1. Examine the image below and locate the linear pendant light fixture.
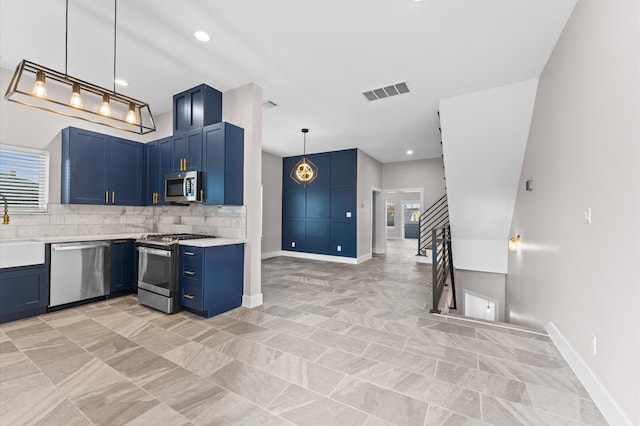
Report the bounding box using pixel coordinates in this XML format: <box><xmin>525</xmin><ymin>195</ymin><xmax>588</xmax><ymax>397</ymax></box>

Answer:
<box><xmin>4</xmin><ymin>0</ymin><xmax>155</xmax><ymax>134</ymax></box>
<box><xmin>290</xmin><ymin>128</ymin><xmax>318</xmax><ymax>186</ymax></box>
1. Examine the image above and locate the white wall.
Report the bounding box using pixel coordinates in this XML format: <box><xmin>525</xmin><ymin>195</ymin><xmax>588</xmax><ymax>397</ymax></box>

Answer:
<box><xmin>261</xmin><ymin>151</ymin><xmax>282</xmax><ymax>256</ymax></box>
<box><xmin>439</xmin><ymin>79</ymin><xmax>538</xmax><ymax>274</ymax></box>
<box><xmin>223</xmin><ymin>84</ymin><xmax>263</xmax><ymax>309</ymax></box>
<box><xmin>451</xmin><ymin>270</ymin><xmax>506</xmax><ymax>322</ymax></box>
<box><xmin>356</xmin><ymin>150</ymin><xmax>382</xmax><ymax>259</ymax></box>
<box><xmin>382</xmin><ymin>158</ymin><xmax>445</xmax><ymax>210</ymax></box>
<box><xmin>507</xmin><ymin>1</ymin><xmax>639</xmax><ymax>423</ymax></box>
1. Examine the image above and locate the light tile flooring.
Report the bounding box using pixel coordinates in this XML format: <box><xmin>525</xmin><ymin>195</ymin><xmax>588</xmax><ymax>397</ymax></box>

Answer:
<box><xmin>0</xmin><ymin>240</ymin><xmax>607</xmax><ymax>425</ymax></box>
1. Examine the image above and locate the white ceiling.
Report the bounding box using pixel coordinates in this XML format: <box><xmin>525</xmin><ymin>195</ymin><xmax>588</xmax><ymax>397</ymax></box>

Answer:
<box><xmin>0</xmin><ymin>0</ymin><xmax>576</xmax><ymax>163</ymax></box>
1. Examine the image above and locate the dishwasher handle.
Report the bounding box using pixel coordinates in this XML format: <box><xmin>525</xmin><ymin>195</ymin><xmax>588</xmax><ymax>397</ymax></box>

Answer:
<box><xmin>137</xmin><ymin>246</ymin><xmax>172</xmax><ymax>258</ymax></box>
<box><xmin>52</xmin><ymin>242</ymin><xmax>110</xmax><ymax>251</ymax></box>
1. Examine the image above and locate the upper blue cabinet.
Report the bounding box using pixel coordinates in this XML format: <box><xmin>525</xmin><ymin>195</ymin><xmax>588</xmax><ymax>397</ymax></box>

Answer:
<box><xmin>173</xmin><ymin>84</ymin><xmax>222</xmax><ymax>134</ymax></box>
<box><xmin>170</xmin><ymin>128</ymin><xmax>203</xmax><ymax>172</ymax></box>
<box><xmin>202</xmin><ymin>122</ymin><xmax>244</xmax><ymax>205</ymax></box>
<box><xmin>146</xmin><ymin>137</ymin><xmax>171</xmax><ymax>205</ymax></box>
<box><xmin>61</xmin><ymin>127</ymin><xmax>144</xmax><ymax>205</ymax></box>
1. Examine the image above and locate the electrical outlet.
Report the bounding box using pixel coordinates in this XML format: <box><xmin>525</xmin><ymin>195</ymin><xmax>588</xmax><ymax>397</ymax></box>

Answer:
<box><xmin>346</xmin><ymin>212</ymin><xmax>352</xmax><ymax>218</ymax></box>
<box><xmin>337</xmin><ymin>245</ymin><xmax>342</xmax><ymax>252</ymax></box>
<box><xmin>590</xmin><ymin>334</ymin><xmax>597</xmax><ymax>355</ymax></box>
<box><xmin>584</xmin><ymin>208</ymin><xmax>592</xmax><ymax>224</ymax></box>
<box><xmin>291</xmin><ymin>241</ymin><xmax>296</xmax><ymax>248</ymax></box>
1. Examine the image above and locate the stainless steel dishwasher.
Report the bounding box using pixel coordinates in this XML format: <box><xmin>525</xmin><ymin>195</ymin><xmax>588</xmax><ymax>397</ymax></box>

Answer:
<box><xmin>50</xmin><ymin>241</ymin><xmax>111</xmax><ymax>308</ymax></box>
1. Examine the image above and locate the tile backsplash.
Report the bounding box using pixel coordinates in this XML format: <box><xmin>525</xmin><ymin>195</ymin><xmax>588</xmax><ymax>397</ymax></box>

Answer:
<box><xmin>0</xmin><ymin>203</ymin><xmax>246</xmax><ymax>240</ymax></box>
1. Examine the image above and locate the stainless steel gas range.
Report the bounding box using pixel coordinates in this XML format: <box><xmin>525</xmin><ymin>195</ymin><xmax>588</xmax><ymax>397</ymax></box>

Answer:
<box><xmin>136</xmin><ymin>233</ymin><xmax>213</xmax><ymax>313</ymax></box>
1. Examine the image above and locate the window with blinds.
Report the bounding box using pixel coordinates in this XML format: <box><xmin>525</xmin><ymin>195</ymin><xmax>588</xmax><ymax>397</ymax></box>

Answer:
<box><xmin>0</xmin><ymin>144</ymin><xmax>49</xmax><ymax>212</ymax></box>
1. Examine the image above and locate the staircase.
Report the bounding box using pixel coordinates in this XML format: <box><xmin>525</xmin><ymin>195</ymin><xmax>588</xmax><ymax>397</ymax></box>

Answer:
<box><xmin>416</xmin><ymin>193</ymin><xmax>449</xmax><ymax>262</ymax></box>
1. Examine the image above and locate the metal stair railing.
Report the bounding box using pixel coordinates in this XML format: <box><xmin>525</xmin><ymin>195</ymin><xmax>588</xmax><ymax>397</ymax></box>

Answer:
<box><xmin>429</xmin><ymin>224</ymin><xmax>457</xmax><ymax>313</ymax></box>
<box><xmin>417</xmin><ymin>193</ymin><xmax>449</xmax><ymax>255</ymax></box>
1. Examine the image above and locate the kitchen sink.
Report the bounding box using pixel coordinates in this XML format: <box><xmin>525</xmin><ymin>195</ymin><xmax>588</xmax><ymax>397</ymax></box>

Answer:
<box><xmin>0</xmin><ymin>240</ymin><xmax>45</xmax><ymax>269</ymax></box>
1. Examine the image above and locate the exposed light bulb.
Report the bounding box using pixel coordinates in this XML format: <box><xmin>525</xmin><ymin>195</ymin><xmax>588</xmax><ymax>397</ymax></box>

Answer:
<box><xmin>125</xmin><ymin>103</ymin><xmax>137</xmax><ymax>124</ymax></box>
<box><xmin>69</xmin><ymin>83</ymin><xmax>83</xmax><ymax>108</ymax></box>
<box><xmin>99</xmin><ymin>94</ymin><xmax>112</xmax><ymax>117</ymax></box>
<box><xmin>32</xmin><ymin>71</ymin><xmax>47</xmax><ymax>98</ymax></box>
<box><xmin>486</xmin><ymin>302</ymin><xmax>491</xmax><ymax>313</ymax></box>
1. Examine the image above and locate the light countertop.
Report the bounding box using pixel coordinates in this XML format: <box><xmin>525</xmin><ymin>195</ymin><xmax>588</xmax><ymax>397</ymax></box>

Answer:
<box><xmin>178</xmin><ymin>238</ymin><xmax>245</xmax><ymax>247</ymax></box>
<box><xmin>2</xmin><ymin>234</ymin><xmax>245</xmax><ymax>247</ymax></box>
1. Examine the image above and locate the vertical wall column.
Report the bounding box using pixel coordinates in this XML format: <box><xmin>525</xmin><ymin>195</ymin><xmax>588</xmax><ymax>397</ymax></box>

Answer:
<box><xmin>223</xmin><ymin>83</ymin><xmax>263</xmax><ymax>308</ymax></box>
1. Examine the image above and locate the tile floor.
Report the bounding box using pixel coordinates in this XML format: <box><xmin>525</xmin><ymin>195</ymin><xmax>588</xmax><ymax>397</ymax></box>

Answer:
<box><xmin>0</xmin><ymin>240</ymin><xmax>607</xmax><ymax>425</ymax></box>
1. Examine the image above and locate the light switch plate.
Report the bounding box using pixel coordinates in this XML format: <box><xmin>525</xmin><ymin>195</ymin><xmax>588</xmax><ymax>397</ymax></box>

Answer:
<box><xmin>291</xmin><ymin>241</ymin><xmax>296</xmax><ymax>248</ymax></box>
<box><xmin>346</xmin><ymin>212</ymin><xmax>352</xmax><ymax>218</ymax></box>
<box><xmin>337</xmin><ymin>245</ymin><xmax>342</xmax><ymax>252</ymax></box>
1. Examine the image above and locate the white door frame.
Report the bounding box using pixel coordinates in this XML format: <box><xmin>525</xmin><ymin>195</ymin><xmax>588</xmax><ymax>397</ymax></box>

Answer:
<box><xmin>383</xmin><ymin>188</ymin><xmax>423</xmax><ymax>248</ymax></box>
<box><xmin>371</xmin><ymin>187</ymin><xmax>384</xmax><ymax>254</ymax></box>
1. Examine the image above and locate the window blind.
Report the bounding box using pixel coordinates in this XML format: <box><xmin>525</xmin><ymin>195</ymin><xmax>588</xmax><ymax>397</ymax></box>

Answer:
<box><xmin>0</xmin><ymin>144</ymin><xmax>49</xmax><ymax>212</ymax></box>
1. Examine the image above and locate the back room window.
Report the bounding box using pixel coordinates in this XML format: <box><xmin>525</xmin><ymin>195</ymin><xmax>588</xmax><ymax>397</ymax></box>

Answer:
<box><xmin>0</xmin><ymin>144</ymin><xmax>49</xmax><ymax>213</ymax></box>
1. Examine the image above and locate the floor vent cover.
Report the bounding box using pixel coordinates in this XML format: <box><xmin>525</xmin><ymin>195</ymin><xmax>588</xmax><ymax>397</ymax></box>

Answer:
<box><xmin>362</xmin><ymin>82</ymin><xmax>410</xmax><ymax>101</ymax></box>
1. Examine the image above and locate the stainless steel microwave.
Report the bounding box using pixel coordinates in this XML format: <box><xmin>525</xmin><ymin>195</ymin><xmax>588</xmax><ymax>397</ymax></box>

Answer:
<box><xmin>165</xmin><ymin>171</ymin><xmax>202</xmax><ymax>203</ymax></box>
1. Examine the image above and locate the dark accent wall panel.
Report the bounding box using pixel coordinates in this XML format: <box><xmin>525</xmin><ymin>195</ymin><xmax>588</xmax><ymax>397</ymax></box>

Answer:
<box><xmin>281</xmin><ymin>148</ymin><xmax>357</xmax><ymax>258</ymax></box>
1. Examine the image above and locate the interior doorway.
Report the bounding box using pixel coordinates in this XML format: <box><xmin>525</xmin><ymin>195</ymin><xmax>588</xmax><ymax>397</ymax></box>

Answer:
<box><xmin>464</xmin><ymin>290</ymin><xmax>498</xmax><ymax>321</ymax></box>
<box><xmin>402</xmin><ymin>201</ymin><xmax>421</xmax><ymax>239</ymax></box>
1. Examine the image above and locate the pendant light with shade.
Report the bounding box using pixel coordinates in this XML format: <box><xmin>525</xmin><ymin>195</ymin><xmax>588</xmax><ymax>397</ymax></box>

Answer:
<box><xmin>290</xmin><ymin>128</ymin><xmax>318</xmax><ymax>186</ymax></box>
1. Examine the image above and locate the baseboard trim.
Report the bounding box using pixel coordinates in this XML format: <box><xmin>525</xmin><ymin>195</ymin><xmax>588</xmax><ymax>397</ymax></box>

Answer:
<box><xmin>545</xmin><ymin>322</ymin><xmax>632</xmax><ymax>426</ymax></box>
<box><xmin>261</xmin><ymin>250</ymin><xmax>283</xmax><ymax>259</ymax></box>
<box><xmin>357</xmin><ymin>253</ymin><xmax>372</xmax><ymax>264</ymax></box>
<box><xmin>278</xmin><ymin>251</ymin><xmax>359</xmax><ymax>264</ymax></box>
<box><xmin>242</xmin><ymin>293</ymin><xmax>263</xmax><ymax>308</ymax></box>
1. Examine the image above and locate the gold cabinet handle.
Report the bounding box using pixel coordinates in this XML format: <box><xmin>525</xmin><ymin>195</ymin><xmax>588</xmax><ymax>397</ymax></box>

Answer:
<box><xmin>112</xmin><ymin>191</ymin><xmax>115</xmax><ymax>204</ymax></box>
<box><xmin>183</xmin><ymin>294</ymin><xmax>195</xmax><ymax>300</ymax></box>
<box><xmin>200</xmin><ymin>189</ymin><xmax>204</xmax><ymax>202</ymax></box>
<box><xmin>152</xmin><ymin>193</ymin><xmax>156</xmax><ymax>204</ymax></box>
<box><xmin>184</xmin><ymin>158</ymin><xmax>188</xmax><ymax>171</ymax></box>
<box><xmin>184</xmin><ymin>251</ymin><xmax>195</xmax><ymax>256</ymax></box>
<box><xmin>154</xmin><ymin>192</ymin><xmax>158</xmax><ymax>204</ymax></box>
<box><xmin>105</xmin><ymin>191</ymin><xmax>109</xmax><ymax>204</ymax></box>
<box><xmin>184</xmin><ymin>271</ymin><xmax>195</xmax><ymax>276</ymax></box>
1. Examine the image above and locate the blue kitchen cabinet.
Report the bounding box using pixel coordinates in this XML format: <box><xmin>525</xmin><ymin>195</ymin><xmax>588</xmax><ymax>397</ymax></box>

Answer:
<box><xmin>178</xmin><ymin>244</ymin><xmax>244</xmax><ymax>318</ymax></box>
<box><xmin>171</xmin><ymin>128</ymin><xmax>202</xmax><ymax>172</ymax></box>
<box><xmin>110</xmin><ymin>239</ymin><xmax>136</xmax><ymax>295</ymax></box>
<box><xmin>110</xmin><ymin>137</ymin><xmax>144</xmax><ymax>205</ymax></box>
<box><xmin>0</xmin><ymin>245</ymin><xmax>50</xmax><ymax>323</ymax></box>
<box><xmin>146</xmin><ymin>137</ymin><xmax>171</xmax><ymax>205</ymax></box>
<box><xmin>61</xmin><ymin>127</ymin><xmax>144</xmax><ymax>206</ymax></box>
<box><xmin>202</xmin><ymin>122</ymin><xmax>244</xmax><ymax>205</ymax></box>
<box><xmin>173</xmin><ymin>84</ymin><xmax>222</xmax><ymax>134</ymax></box>
<box><xmin>61</xmin><ymin>127</ymin><xmax>110</xmax><ymax>204</ymax></box>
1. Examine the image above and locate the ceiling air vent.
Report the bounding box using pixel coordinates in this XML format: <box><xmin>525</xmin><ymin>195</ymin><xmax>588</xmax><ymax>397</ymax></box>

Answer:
<box><xmin>362</xmin><ymin>81</ymin><xmax>410</xmax><ymax>101</ymax></box>
<box><xmin>262</xmin><ymin>100</ymin><xmax>278</xmax><ymax>109</ymax></box>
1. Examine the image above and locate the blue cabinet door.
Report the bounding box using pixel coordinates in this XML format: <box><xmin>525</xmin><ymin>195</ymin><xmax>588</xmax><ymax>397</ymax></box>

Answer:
<box><xmin>0</xmin><ymin>246</ymin><xmax>49</xmax><ymax>323</ymax></box>
<box><xmin>171</xmin><ymin>129</ymin><xmax>202</xmax><ymax>172</ymax></box>
<box><xmin>110</xmin><ymin>239</ymin><xmax>136</xmax><ymax>293</ymax></box>
<box><xmin>146</xmin><ymin>140</ymin><xmax>160</xmax><ymax>205</ymax></box>
<box><xmin>173</xmin><ymin>84</ymin><xmax>222</xmax><ymax>133</ymax></box>
<box><xmin>62</xmin><ymin>127</ymin><xmax>110</xmax><ymax>204</ymax></box>
<box><xmin>202</xmin><ymin>122</ymin><xmax>244</xmax><ymax>205</ymax></box>
<box><xmin>146</xmin><ymin>137</ymin><xmax>171</xmax><ymax>205</ymax></box>
<box><xmin>110</xmin><ymin>137</ymin><xmax>144</xmax><ymax>206</ymax></box>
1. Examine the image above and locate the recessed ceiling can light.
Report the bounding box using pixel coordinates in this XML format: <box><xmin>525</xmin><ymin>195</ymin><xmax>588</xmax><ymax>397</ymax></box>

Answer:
<box><xmin>114</xmin><ymin>79</ymin><xmax>128</xmax><ymax>87</ymax></box>
<box><xmin>406</xmin><ymin>149</ymin><xmax>414</xmax><ymax>155</ymax></box>
<box><xmin>194</xmin><ymin>31</ymin><xmax>210</xmax><ymax>42</ymax></box>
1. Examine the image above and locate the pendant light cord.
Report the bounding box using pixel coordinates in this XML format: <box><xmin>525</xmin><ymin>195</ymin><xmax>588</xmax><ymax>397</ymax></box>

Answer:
<box><xmin>113</xmin><ymin>0</ymin><xmax>117</xmax><ymax>93</ymax></box>
<box><xmin>303</xmin><ymin>132</ymin><xmax>306</xmax><ymax>156</ymax></box>
<box><xmin>64</xmin><ymin>0</ymin><xmax>68</xmax><ymax>76</ymax></box>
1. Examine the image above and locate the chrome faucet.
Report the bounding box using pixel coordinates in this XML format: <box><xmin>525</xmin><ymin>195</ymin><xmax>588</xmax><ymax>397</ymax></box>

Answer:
<box><xmin>0</xmin><ymin>193</ymin><xmax>8</xmax><ymax>224</ymax></box>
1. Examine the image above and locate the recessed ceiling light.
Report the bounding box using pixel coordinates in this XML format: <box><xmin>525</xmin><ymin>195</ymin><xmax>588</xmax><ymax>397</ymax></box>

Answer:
<box><xmin>194</xmin><ymin>31</ymin><xmax>210</xmax><ymax>42</ymax></box>
<box><xmin>406</xmin><ymin>149</ymin><xmax>414</xmax><ymax>155</ymax></box>
<box><xmin>114</xmin><ymin>79</ymin><xmax>128</xmax><ymax>87</ymax></box>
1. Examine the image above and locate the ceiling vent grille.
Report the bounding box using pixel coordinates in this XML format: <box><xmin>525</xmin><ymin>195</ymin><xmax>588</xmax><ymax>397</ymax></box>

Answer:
<box><xmin>362</xmin><ymin>82</ymin><xmax>410</xmax><ymax>101</ymax></box>
<box><xmin>262</xmin><ymin>100</ymin><xmax>278</xmax><ymax>109</ymax></box>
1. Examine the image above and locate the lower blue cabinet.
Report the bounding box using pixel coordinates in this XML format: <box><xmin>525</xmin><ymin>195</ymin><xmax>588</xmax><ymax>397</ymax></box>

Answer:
<box><xmin>179</xmin><ymin>244</ymin><xmax>244</xmax><ymax>318</ymax></box>
<box><xmin>0</xmin><ymin>245</ymin><xmax>50</xmax><ymax>323</ymax></box>
<box><xmin>110</xmin><ymin>239</ymin><xmax>136</xmax><ymax>295</ymax></box>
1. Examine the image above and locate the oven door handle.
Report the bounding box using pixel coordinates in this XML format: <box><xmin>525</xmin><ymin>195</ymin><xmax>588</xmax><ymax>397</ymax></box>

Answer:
<box><xmin>137</xmin><ymin>246</ymin><xmax>173</xmax><ymax>257</ymax></box>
